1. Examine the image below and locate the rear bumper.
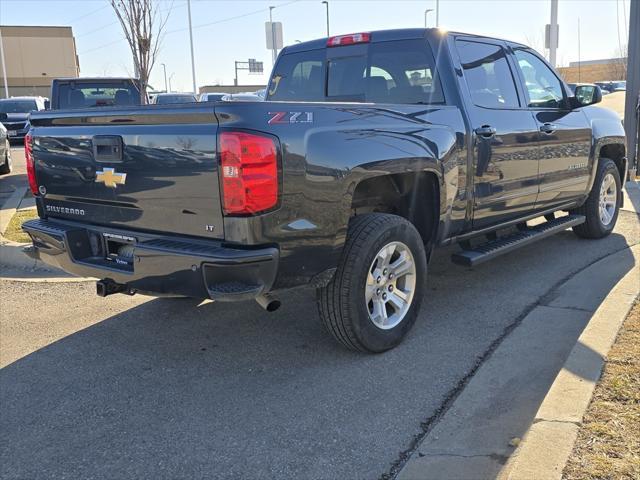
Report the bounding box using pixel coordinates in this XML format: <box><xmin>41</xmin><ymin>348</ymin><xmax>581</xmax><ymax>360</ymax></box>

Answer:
<box><xmin>22</xmin><ymin>218</ymin><xmax>279</xmax><ymax>301</ymax></box>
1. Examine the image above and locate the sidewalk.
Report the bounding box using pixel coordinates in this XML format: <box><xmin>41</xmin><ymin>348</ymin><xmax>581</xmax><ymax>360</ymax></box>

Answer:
<box><xmin>0</xmin><ymin>188</ymin><xmax>58</xmax><ymax>273</ymax></box>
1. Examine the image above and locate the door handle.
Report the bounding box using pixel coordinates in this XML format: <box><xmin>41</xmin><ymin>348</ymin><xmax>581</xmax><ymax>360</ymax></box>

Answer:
<box><xmin>475</xmin><ymin>125</ymin><xmax>497</xmax><ymax>138</ymax></box>
<box><xmin>539</xmin><ymin>123</ymin><xmax>557</xmax><ymax>134</ymax></box>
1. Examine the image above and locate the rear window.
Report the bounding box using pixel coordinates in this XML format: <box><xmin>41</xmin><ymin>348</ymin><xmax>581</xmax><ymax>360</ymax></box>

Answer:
<box><xmin>0</xmin><ymin>100</ymin><xmax>37</xmax><ymax>113</ymax></box>
<box><xmin>57</xmin><ymin>81</ymin><xmax>141</xmax><ymax>109</ymax></box>
<box><xmin>268</xmin><ymin>39</ymin><xmax>444</xmax><ymax>105</ymax></box>
<box><xmin>201</xmin><ymin>94</ymin><xmax>225</xmax><ymax>102</ymax></box>
<box><xmin>155</xmin><ymin>94</ymin><xmax>197</xmax><ymax>104</ymax></box>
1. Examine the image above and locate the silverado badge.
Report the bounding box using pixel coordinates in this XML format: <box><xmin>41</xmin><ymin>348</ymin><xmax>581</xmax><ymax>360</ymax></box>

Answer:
<box><xmin>96</xmin><ymin>168</ymin><xmax>127</xmax><ymax>188</ymax></box>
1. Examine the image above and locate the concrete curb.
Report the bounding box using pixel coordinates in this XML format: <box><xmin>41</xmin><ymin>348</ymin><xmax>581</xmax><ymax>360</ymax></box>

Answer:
<box><xmin>500</xmin><ymin>254</ymin><xmax>640</xmax><ymax>480</ymax></box>
<box><xmin>396</xmin><ymin>245</ymin><xmax>640</xmax><ymax>480</ymax></box>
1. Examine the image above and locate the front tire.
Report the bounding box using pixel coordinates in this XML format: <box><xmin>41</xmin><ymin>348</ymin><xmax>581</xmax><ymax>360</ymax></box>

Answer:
<box><xmin>0</xmin><ymin>141</ymin><xmax>11</xmax><ymax>175</ymax></box>
<box><xmin>571</xmin><ymin>158</ymin><xmax>621</xmax><ymax>239</ymax></box>
<box><xmin>317</xmin><ymin>213</ymin><xmax>427</xmax><ymax>353</ymax></box>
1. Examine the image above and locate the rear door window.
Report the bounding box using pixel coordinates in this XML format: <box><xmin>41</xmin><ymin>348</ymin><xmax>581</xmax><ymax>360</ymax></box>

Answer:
<box><xmin>456</xmin><ymin>40</ymin><xmax>520</xmax><ymax>109</ymax></box>
<box><xmin>268</xmin><ymin>39</ymin><xmax>444</xmax><ymax>105</ymax></box>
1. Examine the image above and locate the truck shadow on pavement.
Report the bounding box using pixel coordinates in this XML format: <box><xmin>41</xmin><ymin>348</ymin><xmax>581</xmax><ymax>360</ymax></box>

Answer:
<box><xmin>0</xmin><ymin>218</ymin><xmax>637</xmax><ymax>479</ymax></box>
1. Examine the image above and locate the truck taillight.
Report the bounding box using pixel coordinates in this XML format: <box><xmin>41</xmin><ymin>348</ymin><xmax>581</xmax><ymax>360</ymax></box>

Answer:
<box><xmin>24</xmin><ymin>133</ymin><xmax>39</xmax><ymax>195</ymax></box>
<box><xmin>219</xmin><ymin>131</ymin><xmax>279</xmax><ymax>215</ymax></box>
<box><xmin>327</xmin><ymin>32</ymin><xmax>370</xmax><ymax>47</ymax></box>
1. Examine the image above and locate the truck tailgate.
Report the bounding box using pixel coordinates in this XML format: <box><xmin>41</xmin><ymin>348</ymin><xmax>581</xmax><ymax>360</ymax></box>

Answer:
<box><xmin>29</xmin><ymin>106</ymin><xmax>224</xmax><ymax>240</ymax></box>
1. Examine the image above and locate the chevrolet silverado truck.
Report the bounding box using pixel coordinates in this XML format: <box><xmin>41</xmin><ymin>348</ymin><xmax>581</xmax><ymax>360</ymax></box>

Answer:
<box><xmin>23</xmin><ymin>29</ymin><xmax>630</xmax><ymax>352</ymax></box>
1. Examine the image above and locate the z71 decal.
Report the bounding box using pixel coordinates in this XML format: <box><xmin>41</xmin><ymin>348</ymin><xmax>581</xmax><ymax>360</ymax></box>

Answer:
<box><xmin>268</xmin><ymin>111</ymin><xmax>314</xmax><ymax>125</ymax></box>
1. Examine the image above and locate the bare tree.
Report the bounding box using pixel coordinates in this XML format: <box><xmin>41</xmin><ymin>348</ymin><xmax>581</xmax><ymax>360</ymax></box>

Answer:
<box><xmin>611</xmin><ymin>44</ymin><xmax>628</xmax><ymax>80</ymax></box>
<box><xmin>110</xmin><ymin>0</ymin><xmax>171</xmax><ymax>102</ymax></box>
<box><xmin>524</xmin><ymin>30</ymin><xmax>545</xmax><ymax>57</ymax></box>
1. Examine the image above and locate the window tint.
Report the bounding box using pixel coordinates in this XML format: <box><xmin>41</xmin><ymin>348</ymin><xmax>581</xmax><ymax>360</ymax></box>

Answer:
<box><xmin>366</xmin><ymin>40</ymin><xmax>443</xmax><ymax>104</ymax></box>
<box><xmin>268</xmin><ymin>39</ymin><xmax>444</xmax><ymax>105</ymax></box>
<box><xmin>57</xmin><ymin>82</ymin><xmax>141</xmax><ymax>109</ymax></box>
<box><xmin>155</xmin><ymin>94</ymin><xmax>197</xmax><ymax>104</ymax></box>
<box><xmin>514</xmin><ymin>49</ymin><xmax>564</xmax><ymax>108</ymax></box>
<box><xmin>456</xmin><ymin>40</ymin><xmax>519</xmax><ymax>109</ymax></box>
<box><xmin>268</xmin><ymin>50</ymin><xmax>325</xmax><ymax>101</ymax></box>
<box><xmin>0</xmin><ymin>100</ymin><xmax>37</xmax><ymax>113</ymax></box>
<box><xmin>327</xmin><ymin>55</ymin><xmax>367</xmax><ymax>100</ymax></box>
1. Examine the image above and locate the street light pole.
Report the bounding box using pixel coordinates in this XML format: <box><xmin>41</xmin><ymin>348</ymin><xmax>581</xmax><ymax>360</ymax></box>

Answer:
<box><xmin>269</xmin><ymin>6</ymin><xmax>276</xmax><ymax>66</ymax></box>
<box><xmin>322</xmin><ymin>1</ymin><xmax>330</xmax><ymax>37</ymax></box>
<box><xmin>187</xmin><ymin>0</ymin><xmax>197</xmax><ymax>94</ymax></box>
<box><xmin>424</xmin><ymin>8</ymin><xmax>433</xmax><ymax>28</ymax></box>
<box><xmin>161</xmin><ymin>63</ymin><xmax>168</xmax><ymax>93</ymax></box>
<box><xmin>168</xmin><ymin>73</ymin><xmax>174</xmax><ymax>93</ymax></box>
<box><xmin>436</xmin><ymin>0</ymin><xmax>440</xmax><ymax>27</ymax></box>
<box><xmin>549</xmin><ymin>0</ymin><xmax>559</xmax><ymax>67</ymax></box>
<box><xmin>0</xmin><ymin>28</ymin><xmax>9</xmax><ymax>99</ymax></box>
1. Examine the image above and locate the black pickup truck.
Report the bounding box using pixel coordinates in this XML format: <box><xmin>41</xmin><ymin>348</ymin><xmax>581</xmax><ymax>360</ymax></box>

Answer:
<box><xmin>23</xmin><ymin>29</ymin><xmax>630</xmax><ymax>352</ymax></box>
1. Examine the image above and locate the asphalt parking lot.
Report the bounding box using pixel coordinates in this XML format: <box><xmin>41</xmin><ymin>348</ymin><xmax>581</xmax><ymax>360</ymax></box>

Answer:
<box><xmin>1</xmin><ymin>150</ymin><xmax>638</xmax><ymax>479</ymax></box>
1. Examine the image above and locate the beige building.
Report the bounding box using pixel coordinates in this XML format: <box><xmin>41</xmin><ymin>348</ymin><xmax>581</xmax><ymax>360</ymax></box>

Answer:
<box><xmin>557</xmin><ymin>57</ymin><xmax>627</xmax><ymax>83</ymax></box>
<box><xmin>199</xmin><ymin>84</ymin><xmax>265</xmax><ymax>95</ymax></box>
<box><xmin>0</xmin><ymin>25</ymin><xmax>79</xmax><ymax>98</ymax></box>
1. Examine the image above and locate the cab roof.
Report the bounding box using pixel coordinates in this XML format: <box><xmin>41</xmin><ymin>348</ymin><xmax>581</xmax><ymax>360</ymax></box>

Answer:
<box><xmin>282</xmin><ymin>28</ymin><xmax>528</xmax><ymax>54</ymax></box>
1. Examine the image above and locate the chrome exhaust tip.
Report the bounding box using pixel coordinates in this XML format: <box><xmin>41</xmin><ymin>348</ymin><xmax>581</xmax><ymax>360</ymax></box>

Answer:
<box><xmin>256</xmin><ymin>293</ymin><xmax>281</xmax><ymax>312</ymax></box>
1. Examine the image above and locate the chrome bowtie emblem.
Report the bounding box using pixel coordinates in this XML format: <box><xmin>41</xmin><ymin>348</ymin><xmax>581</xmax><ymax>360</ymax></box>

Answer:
<box><xmin>95</xmin><ymin>168</ymin><xmax>127</xmax><ymax>188</ymax></box>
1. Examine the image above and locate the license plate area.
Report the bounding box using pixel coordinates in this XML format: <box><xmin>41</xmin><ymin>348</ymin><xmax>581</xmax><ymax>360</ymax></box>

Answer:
<box><xmin>8</xmin><ymin>130</ymin><xmax>16</xmax><ymax>136</ymax></box>
<box><xmin>102</xmin><ymin>232</ymin><xmax>135</xmax><ymax>271</ymax></box>
<box><xmin>68</xmin><ymin>229</ymin><xmax>135</xmax><ymax>272</ymax></box>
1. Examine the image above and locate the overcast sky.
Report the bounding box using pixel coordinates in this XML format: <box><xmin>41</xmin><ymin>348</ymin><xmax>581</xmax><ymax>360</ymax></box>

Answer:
<box><xmin>1</xmin><ymin>0</ymin><xmax>633</xmax><ymax>92</ymax></box>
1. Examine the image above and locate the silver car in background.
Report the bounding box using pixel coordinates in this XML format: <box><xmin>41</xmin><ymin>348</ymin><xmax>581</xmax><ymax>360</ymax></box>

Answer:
<box><xmin>0</xmin><ymin>122</ymin><xmax>12</xmax><ymax>175</ymax></box>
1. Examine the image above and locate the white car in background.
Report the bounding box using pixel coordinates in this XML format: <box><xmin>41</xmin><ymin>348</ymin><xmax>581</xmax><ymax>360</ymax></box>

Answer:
<box><xmin>199</xmin><ymin>92</ymin><xmax>227</xmax><ymax>102</ymax></box>
<box><xmin>150</xmin><ymin>93</ymin><xmax>198</xmax><ymax>104</ymax></box>
<box><xmin>220</xmin><ymin>93</ymin><xmax>264</xmax><ymax>102</ymax></box>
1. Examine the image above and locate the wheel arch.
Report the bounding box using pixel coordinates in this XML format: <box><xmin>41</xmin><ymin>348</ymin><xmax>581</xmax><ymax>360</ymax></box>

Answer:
<box><xmin>349</xmin><ymin>169</ymin><xmax>443</xmax><ymax>253</ymax></box>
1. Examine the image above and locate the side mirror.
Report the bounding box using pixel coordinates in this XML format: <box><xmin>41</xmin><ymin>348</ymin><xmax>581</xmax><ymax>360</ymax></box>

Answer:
<box><xmin>572</xmin><ymin>84</ymin><xmax>602</xmax><ymax>107</ymax></box>
<box><xmin>44</xmin><ymin>100</ymin><xmax>51</xmax><ymax>110</ymax></box>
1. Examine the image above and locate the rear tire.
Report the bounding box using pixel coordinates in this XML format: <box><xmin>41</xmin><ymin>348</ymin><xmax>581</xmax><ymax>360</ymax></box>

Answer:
<box><xmin>571</xmin><ymin>158</ymin><xmax>621</xmax><ymax>239</ymax></box>
<box><xmin>0</xmin><ymin>141</ymin><xmax>11</xmax><ymax>175</ymax></box>
<box><xmin>317</xmin><ymin>213</ymin><xmax>427</xmax><ymax>353</ymax></box>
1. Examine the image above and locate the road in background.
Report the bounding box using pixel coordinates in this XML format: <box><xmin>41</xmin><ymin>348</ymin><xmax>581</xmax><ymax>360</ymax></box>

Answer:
<box><xmin>600</xmin><ymin>91</ymin><xmax>626</xmax><ymax>119</ymax></box>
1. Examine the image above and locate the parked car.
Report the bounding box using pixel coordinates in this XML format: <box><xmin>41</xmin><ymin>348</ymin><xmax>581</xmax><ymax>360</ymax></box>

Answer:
<box><xmin>595</xmin><ymin>81</ymin><xmax>626</xmax><ymax>93</ymax></box>
<box><xmin>151</xmin><ymin>93</ymin><xmax>198</xmax><ymax>104</ymax></box>
<box><xmin>0</xmin><ymin>96</ymin><xmax>47</xmax><ymax>142</ymax></box>
<box><xmin>220</xmin><ymin>93</ymin><xmax>264</xmax><ymax>102</ymax></box>
<box><xmin>23</xmin><ymin>28</ymin><xmax>629</xmax><ymax>352</ymax></box>
<box><xmin>50</xmin><ymin>78</ymin><xmax>144</xmax><ymax>109</ymax></box>
<box><xmin>0</xmin><ymin>122</ymin><xmax>11</xmax><ymax>174</ymax></box>
<box><xmin>199</xmin><ymin>92</ymin><xmax>227</xmax><ymax>102</ymax></box>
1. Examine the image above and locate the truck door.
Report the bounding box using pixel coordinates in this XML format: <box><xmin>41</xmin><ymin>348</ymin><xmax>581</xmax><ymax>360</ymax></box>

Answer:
<box><xmin>510</xmin><ymin>47</ymin><xmax>592</xmax><ymax>208</ymax></box>
<box><xmin>455</xmin><ymin>38</ymin><xmax>540</xmax><ymax>228</ymax></box>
